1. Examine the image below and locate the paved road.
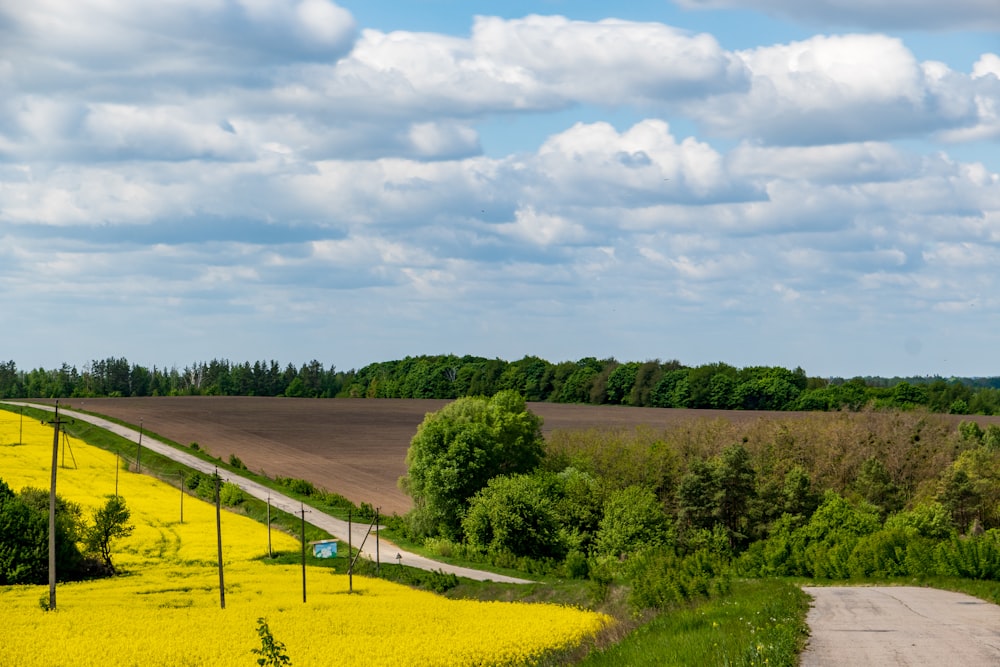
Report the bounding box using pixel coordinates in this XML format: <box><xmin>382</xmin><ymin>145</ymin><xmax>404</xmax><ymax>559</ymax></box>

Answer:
<box><xmin>801</xmin><ymin>586</ymin><xmax>1000</xmax><ymax>665</ymax></box>
<box><xmin>11</xmin><ymin>402</ymin><xmax>532</xmax><ymax>584</ymax></box>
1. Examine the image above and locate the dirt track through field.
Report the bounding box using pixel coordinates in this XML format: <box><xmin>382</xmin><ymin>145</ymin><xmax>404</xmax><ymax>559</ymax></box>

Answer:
<box><xmin>801</xmin><ymin>586</ymin><xmax>1000</xmax><ymax>665</ymax></box>
<box><xmin>12</xmin><ymin>402</ymin><xmax>532</xmax><ymax>583</ymax></box>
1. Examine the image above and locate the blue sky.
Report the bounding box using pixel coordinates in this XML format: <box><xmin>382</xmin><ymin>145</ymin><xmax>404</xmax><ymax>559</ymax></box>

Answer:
<box><xmin>2</xmin><ymin>1</ymin><xmax>1000</xmax><ymax>379</ymax></box>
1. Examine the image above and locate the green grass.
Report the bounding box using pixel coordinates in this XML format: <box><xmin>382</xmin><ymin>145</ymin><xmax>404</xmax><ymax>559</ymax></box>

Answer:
<box><xmin>578</xmin><ymin>579</ymin><xmax>810</xmax><ymax>667</ymax></box>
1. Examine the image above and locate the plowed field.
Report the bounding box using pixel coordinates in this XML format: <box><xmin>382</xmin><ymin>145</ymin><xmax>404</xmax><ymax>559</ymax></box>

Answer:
<box><xmin>36</xmin><ymin>397</ymin><xmax>787</xmax><ymax>515</ymax></box>
<box><xmin>32</xmin><ymin>397</ymin><xmax>991</xmax><ymax>515</ymax></box>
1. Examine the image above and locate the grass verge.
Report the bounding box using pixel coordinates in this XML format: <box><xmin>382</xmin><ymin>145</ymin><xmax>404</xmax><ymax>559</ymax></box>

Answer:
<box><xmin>577</xmin><ymin>578</ymin><xmax>810</xmax><ymax>667</ymax></box>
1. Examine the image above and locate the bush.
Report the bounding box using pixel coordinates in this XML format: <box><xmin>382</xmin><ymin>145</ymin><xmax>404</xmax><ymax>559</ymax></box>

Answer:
<box><xmin>625</xmin><ymin>548</ymin><xmax>731</xmax><ymax>611</ymax></box>
<box><xmin>0</xmin><ymin>480</ymin><xmax>95</xmax><ymax>584</ymax></box>
<box><xmin>935</xmin><ymin>531</ymin><xmax>1000</xmax><ymax>580</ymax></box>
<box><xmin>276</xmin><ymin>477</ymin><xmax>317</xmax><ymax>497</ymax></box>
<box><xmin>219</xmin><ymin>481</ymin><xmax>245</xmax><ymax>506</ymax></box>
<box><xmin>463</xmin><ymin>473</ymin><xmax>565</xmax><ymax>560</ymax></box>
<box><xmin>594</xmin><ymin>485</ymin><xmax>672</xmax><ymax>558</ymax></box>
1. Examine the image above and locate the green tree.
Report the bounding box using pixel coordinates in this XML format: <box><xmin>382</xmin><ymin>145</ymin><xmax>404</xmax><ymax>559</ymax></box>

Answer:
<box><xmin>0</xmin><ymin>480</ymin><xmax>91</xmax><ymax>584</ymax></box>
<box><xmin>400</xmin><ymin>391</ymin><xmax>544</xmax><ymax>539</ymax></box>
<box><xmin>83</xmin><ymin>495</ymin><xmax>134</xmax><ymax>574</ymax></box>
<box><xmin>605</xmin><ymin>362</ymin><xmax>640</xmax><ymax>405</ymax></box>
<box><xmin>715</xmin><ymin>444</ymin><xmax>757</xmax><ymax>548</ymax></box>
<box><xmin>594</xmin><ymin>486</ymin><xmax>671</xmax><ymax>558</ymax></box>
<box><xmin>853</xmin><ymin>457</ymin><xmax>903</xmax><ymax>518</ymax></box>
<box><xmin>462</xmin><ymin>473</ymin><xmax>564</xmax><ymax>560</ymax></box>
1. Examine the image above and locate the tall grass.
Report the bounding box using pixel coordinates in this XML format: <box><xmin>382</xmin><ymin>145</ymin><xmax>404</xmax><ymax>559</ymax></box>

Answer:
<box><xmin>579</xmin><ymin>579</ymin><xmax>810</xmax><ymax>667</ymax></box>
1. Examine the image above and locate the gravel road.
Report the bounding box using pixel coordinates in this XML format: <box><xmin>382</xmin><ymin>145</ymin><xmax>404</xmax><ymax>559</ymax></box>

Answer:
<box><xmin>14</xmin><ymin>402</ymin><xmax>532</xmax><ymax>584</ymax></box>
<box><xmin>801</xmin><ymin>586</ymin><xmax>1000</xmax><ymax>665</ymax></box>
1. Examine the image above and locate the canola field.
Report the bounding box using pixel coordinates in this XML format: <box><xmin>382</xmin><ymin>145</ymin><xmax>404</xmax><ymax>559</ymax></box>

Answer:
<box><xmin>0</xmin><ymin>406</ymin><xmax>610</xmax><ymax>666</ymax></box>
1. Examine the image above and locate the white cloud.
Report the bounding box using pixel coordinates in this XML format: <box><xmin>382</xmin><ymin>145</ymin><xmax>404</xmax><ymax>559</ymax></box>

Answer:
<box><xmin>675</xmin><ymin>0</ymin><xmax>1000</xmax><ymax>31</ymax></box>
<box><xmin>686</xmin><ymin>34</ymin><xmax>997</xmax><ymax>144</ymax></box>
<box><xmin>2</xmin><ymin>5</ymin><xmax>1000</xmax><ymax>376</ymax></box>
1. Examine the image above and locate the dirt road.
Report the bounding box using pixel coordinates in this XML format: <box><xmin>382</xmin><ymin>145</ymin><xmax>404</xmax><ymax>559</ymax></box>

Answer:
<box><xmin>14</xmin><ymin>402</ymin><xmax>531</xmax><ymax>584</ymax></box>
<box><xmin>801</xmin><ymin>586</ymin><xmax>1000</xmax><ymax>665</ymax></box>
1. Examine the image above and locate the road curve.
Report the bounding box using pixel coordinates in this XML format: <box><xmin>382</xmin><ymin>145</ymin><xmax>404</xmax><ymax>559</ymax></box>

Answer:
<box><xmin>801</xmin><ymin>586</ymin><xmax>1000</xmax><ymax>666</ymax></box>
<box><xmin>10</xmin><ymin>402</ymin><xmax>532</xmax><ymax>584</ymax></box>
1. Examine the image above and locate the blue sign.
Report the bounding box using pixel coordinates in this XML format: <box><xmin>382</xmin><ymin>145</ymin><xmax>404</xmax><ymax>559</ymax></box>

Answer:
<box><xmin>313</xmin><ymin>541</ymin><xmax>338</xmax><ymax>558</ymax></box>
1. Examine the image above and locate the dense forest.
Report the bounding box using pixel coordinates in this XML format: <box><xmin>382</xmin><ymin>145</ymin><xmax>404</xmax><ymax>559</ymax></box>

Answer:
<box><xmin>2</xmin><ymin>354</ymin><xmax>1000</xmax><ymax>414</ymax></box>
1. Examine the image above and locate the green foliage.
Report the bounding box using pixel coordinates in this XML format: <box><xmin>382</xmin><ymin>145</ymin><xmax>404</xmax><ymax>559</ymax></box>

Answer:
<box><xmin>675</xmin><ymin>444</ymin><xmax>756</xmax><ymax>549</ymax></box>
<box><xmin>401</xmin><ymin>391</ymin><xmax>543</xmax><ymax>539</ymax></box>
<box><xmin>463</xmin><ymin>473</ymin><xmax>564</xmax><ymax>560</ymax></box>
<box><xmin>251</xmin><ymin>617</ymin><xmax>292</xmax><ymax>666</ymax></box>
<box><xmin>739</xmin><ymin>492</ymin><xmax>881</xmax><ymax>579</ymax></box>
<box><xmin>581</xmin><ymin>579</ymin><xmax>809</xmax><ymax>667</ymax></box>
<box><xmin>219</xmin><ymin>481</ymin><xmax>245</xmax><ymax>506</ymax></box>
<box><xmin>853</xmin><ymin>456</ymin><xmax>903</xmax><ymax>518</ymax></box>
<box><xmin>83</xmin><ymin>495</ymin><xmax>135</xmax><ymax>574</ymax></box>
<box><xmin>884</xmin><ymin>502</ymin><xmax>955</xmax><ymax>540</ymax></box>
<box><xmin>275</xmin><ymin>476</ymin><xmax>318</xmax><ymax>497</ymax></box>
<box><xmin>935</xmin><ymin>531</ymin><xmax>1000</xmax><ymax>580</ymax></box>
<box><xmin>227</xmin><ymin>454</ymin><xmax>247</xmax><ymax>470</ymax></box>
<box><xmin>594</xmin><ymin>486</ymin><xmax>671</xmax><ymax>558</ymax></box>
<box><xmin>625</xmin><ymin>547</ymin><xmax>731</xmax><ymax>611</ymax></box>
<box><xmin>0</xmin><ymin>479</ymin><xmax>93</xmax><ymax>584</ymax></box>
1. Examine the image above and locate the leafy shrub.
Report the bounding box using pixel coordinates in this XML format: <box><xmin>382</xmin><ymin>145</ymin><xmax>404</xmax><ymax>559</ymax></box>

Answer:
<box><xmin>625</xmin><ymin>548</ymin><xmax>731</xmax><ymax>611</ymax></box>
<box><xmin>228</xmin><ymin>454</ymin><xmax>247</xmax><ymax>470</ymax></box>
<box><xmin>562</xmin><ymin>550</ymin><xmax>589</xmax><ymax>579</ymax></box>
<box><xmin>463</xmin><ymin>473</ymin><xmax>565</xmax><ymax>560</ymax></box>
<box><xmin>738</xmin><ymin>493</ymin><xmax>881</xmax><ymax>579</ymax></box>
<box><xmin>251</xmin><ymin>617</ymin><xmax>291</xmax><ymax>666</ymax></box>
<box><xmin>594</xmin><ymin>485</ymin><xmax>672</xmax><ymax>558</ymax></box>
<box><xmin>219</xmin><ymin>482</ymin><xmax>245</xmax><ymax>506</ymax></box>
<box><xmin>935</xmin><ymin>530</ymin><xmax>1000</xmax><ymax>580</ymax></box>
<box><xmin>185</xmin><ymin>471</ymin><xmax>205</xmax><ymax>491</ymax></box>
<box><xmin>276</xmin><ymin>477</ymin><xmax>317</xmax><ymax>497</ymax></box>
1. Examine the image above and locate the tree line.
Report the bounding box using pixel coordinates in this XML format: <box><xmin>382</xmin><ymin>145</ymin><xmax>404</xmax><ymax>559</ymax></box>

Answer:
<box><xmin>3</xmin><ymin>354</ymin><xmax>1000</xmax><ymax>414</ymax></box>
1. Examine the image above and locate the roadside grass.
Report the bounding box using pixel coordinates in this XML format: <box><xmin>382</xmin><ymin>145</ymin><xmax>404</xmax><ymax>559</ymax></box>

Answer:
<box><xmin>577</xmin><ymin>578</ymin><xmax>810</xmax><ymax>667</ymax></box>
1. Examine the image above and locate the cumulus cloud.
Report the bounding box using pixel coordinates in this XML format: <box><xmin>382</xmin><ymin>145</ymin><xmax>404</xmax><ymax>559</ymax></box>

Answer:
<box><xmin>2</xmin><ymin>5</ymin><xmax>1000</xmax><ymax>374</ymax></box>
<box><xmin>685</xmin><ymin>34</ymin><xmax>1000</xmax><ymax>145</ymax></box>
<box><xmin>675</xmin><ymin>0</ymin><xmax>1000</xmax><ymax>31</ymax></box>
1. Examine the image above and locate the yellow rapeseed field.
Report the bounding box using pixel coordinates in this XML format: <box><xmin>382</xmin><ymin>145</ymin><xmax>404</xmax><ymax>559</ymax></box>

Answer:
<box><xmin>0</xmin><ymin>406</ymin><xmax>610</xmax><ymax>666</ymax></box>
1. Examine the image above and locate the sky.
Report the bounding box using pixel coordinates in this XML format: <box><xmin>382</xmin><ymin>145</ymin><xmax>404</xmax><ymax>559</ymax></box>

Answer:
<box><xmin>2</xmin><ymin>1</ymin><xmax>1000</xmax><ymax>379</ymax></box>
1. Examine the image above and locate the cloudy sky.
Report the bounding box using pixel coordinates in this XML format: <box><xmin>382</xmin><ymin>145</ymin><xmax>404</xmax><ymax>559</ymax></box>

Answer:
<box><xmin>2</xmin><ymin>1</ymin><xmax>999</xmax><ymax>378</ymax></box>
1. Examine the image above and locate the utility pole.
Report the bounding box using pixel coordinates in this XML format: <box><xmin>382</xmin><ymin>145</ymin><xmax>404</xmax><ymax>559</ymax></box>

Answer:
<box><xmin>267</xmin><ymin>494</ymin><xmax>272</xmax><ymax>558</ymax></box>
<box><xmin>300</xmin><ymin>503</ymin><xmax>307</xmax><ymax>603</ymax></box>
<box><xmin>46</xmin><ymin>402</ymin><xmax>71</xmax><ymax>611</ymax></box>
<box><xmin>214</xmin><ymin>468</ymin><xmax>225</xmax><ymax>609</ymax></box>
<box><xmin>348</xmin><ymin>509</ymin><xmax>353</xmax><ymax>593</ymax></box>
<box><xmin>135</xmin><ymin>420</ymin><xmax>143</xmax><ymax>473</ymax></box>
<box><xmin>18</xmin><ymin>405</ymin><xmax>23</xmax><ymax>445</ymax></box>
<box><xmin>178</xmin><ymin>472</ymin><xmax>184</xmax><ymax>524</ymax></box>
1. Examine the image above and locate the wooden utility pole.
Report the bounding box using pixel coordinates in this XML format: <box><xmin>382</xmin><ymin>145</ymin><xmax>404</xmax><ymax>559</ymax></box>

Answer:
<box><xmin>46</xmin><ymin>402</ymin><xmax>71</xmax><ymax>611</ymax></box>
<box><xmin>214</xmin><ymin>468</ymin><xmax>225</xmax><ymax>609</ymax></box>
<box><xmin>348</xmin><ymin>509</ymin><xmax>353</xmax><ymax>593</ymax></box>
<box><xmin>135</xmin><ymin>420</ymin><xmax>143</xmax><ymax>473</ymax></box>
<box><xmin>300</xmin><ymin>503</ymin><xmax>307</xmax><ymax>603</ymax></box>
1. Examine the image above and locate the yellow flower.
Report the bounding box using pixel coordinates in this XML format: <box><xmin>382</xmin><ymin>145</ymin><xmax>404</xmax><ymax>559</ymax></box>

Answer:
<box><xmin>0</xmin><ymin>408</ymin><xmax>611</xmax><ymax>666</ymax></box>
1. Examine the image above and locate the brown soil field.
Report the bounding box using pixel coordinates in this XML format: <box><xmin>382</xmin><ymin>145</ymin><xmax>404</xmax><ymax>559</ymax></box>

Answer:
<box><xmin>41</xmin><ymin>397</ymin><xmax>998</xmax><ymax>516</ymax></box>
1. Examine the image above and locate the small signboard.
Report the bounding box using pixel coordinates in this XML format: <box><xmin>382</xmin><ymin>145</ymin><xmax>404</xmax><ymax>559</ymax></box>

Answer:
<box><xmin>312</xmin><ymin>540</ymin><xmax>338</xmax><ymax>559</ymax></box>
